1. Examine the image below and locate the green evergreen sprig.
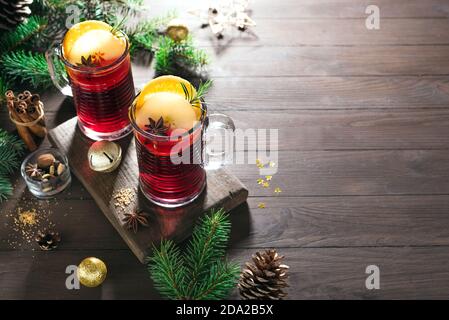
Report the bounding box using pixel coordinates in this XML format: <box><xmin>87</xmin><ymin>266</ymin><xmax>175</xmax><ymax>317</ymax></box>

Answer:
<box><xmin>155</xmin><ymin>36</ymin><xmax>209</xmax><ymax>75</ymax></box>
<box><xmin>147</xmin><ymin>208</ymin><xmax>240</xmax><ymax>300</ymax></box>
<box><xmin>0</xmin><ymin>177</ymin><xmax>13</xmax><ymax>201</ymax></box>
<box><xmin>1</xmin><ymin>51</ymin><xmax>54</xmax><ymax>88</ymax></box>
<box><xmin>0</xmin><ymin>130</ymin><xmax>25</xmax><ymax>201</ymax></box>
<box><xmin>0</xmin><ymin>16</ymin><xmax>48</xmax><ymax>53</ymax></box>
<box><xmin>0</xmin><ymin>77</ymin><xmax>9</xmax><ymax>105</ymax></box>
<box><xmin>127</xmin><ymin>12</ymin><xmax>176</xmax><ymax>54</ymax></box>
<box><xmin>181</xmin><ymin>80</ymin><xmax>213</xmax><ymax>106</ymax></box>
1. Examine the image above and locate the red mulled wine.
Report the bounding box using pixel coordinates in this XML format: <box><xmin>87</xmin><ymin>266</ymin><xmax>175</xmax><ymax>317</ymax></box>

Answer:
<box><xmin>129</xmin><ymin>76</ymin><xmax>207</xmax><ymax>207</ymax></box>
<box><xmin>61</xmin><ymin>20</ymin><xmax>134</xmax><ymax>140</ymax></box>
<box><xmin>134</xmin><ymin>126</ymin><xmax>206</xmax><ymax>207</ymax></box>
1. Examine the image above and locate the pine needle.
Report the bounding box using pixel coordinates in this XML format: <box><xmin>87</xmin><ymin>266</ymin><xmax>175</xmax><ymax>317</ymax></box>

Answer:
<box><xmin>155</xmin><ymin>36</ymin><xmax>209</xmax><ymax>75</ymax></box>
<box><xmin>0</xmin><ymin>77</ymin><xmax>10</xmax><ymax>105</ymax></box>
<box><xmin>0</xmin><ymin>130</ymin><xmax>25</xmax><ymax>176</ymax></box>
<box><xmin>147</xmin><ymin>241</ymin><xmax>187</xmax><ymax>300</ymax></box>
<box><xmin>0</xmin><ymin>51</ymin><xmax>54</xmax><ymax>88</ymax></box>
<box><xmin>0</xmin><ymin>130</ymin><xmax>24</xmax><ymax>202</ymax></box>
<box><xmin>147</xmin><ymin>208</ymin><xmax>239</xmax><ymax>300</ymax></box>
<box><xmin>0</xmin><ymin>16</ymin><xmax>48</xmax><ymax>53</ymax></box>
<box><xmin>0</xmin><ymin>176</ymin><xmax>13</xmax><ymax>201</ymax></box>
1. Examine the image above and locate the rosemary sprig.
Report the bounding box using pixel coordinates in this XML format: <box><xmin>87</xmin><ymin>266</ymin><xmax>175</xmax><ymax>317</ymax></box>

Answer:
<box><xmin>110</xmin><ymin>14</ymin><xmax>128</xmax><ymax>37</ymax></box>
<box><xmin>180</xmin><ymin>80</ymin><xmax>213</xmax><ymax>107</ymax></box>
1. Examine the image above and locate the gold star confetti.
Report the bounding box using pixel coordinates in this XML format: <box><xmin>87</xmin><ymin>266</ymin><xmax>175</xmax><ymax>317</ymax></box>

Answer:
<box><xmin>256</xmin><ymin>159</ymin><xmax>265</xmax><ymax>168</ymax></box>
<box><xmin>262</xmin><ymin>182</ymin><xmax>270</xmax><ymax>188</ymax></box>
<box><xmin>258</xmin><ymin>202</ymin><xmax>266</xmax><ymax>209</ymax></box>
<box><xmin>265</xmin><ymin>175</ymin><xmax>272</xmax><ymax>181</ymax></box>
<box><xmin>274</xmin><ymin>187</ymin><xmax>282</xmax><ymax>194</ymax></box>
<box><xmin>269</xmin><ymin>161</ymin><xmax>276</xmax><ymax>168</ymax></box>
<box><xmin>257</xmin><ymin>178</ymin><xmax>264</xmax><ymax>185</ymax></box>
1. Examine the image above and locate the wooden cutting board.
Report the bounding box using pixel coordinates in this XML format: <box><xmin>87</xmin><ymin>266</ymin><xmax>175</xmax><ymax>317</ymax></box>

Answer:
<box><xmin>48</xmin><ymin>117</ymin><xmax>248</xmax><ymax>263</ymax></box>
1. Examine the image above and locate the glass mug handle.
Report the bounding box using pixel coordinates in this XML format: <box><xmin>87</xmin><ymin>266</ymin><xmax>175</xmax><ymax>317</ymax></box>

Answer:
<box><xmin>204</xmin><ymin>113</ymin><xmax>235</xmax><ymax>170</ymax></box>
<box><xmin>45</xmin><ymin>46</ymin><xmax>73</xmax><ymax>97</ymax></box>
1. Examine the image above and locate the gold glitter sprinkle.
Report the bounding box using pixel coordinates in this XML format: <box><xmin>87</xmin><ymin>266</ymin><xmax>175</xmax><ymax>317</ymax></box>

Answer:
<box><xmin>256</xmin><ymin>159</ymin><xmax>262</xmax><ymax>165</ymax></box>
<box><xmin>265</xmin><ymin>175</ymin><xmax>272</xmax><ymax>181</ymax></box>
<box><xmin>18</xmin><ymin>209</ymin><xmax>37</xmax><ymax>226</ymax></box>
<box><xmin>257</xmin><ymin>178</ymin><xmax>264</xmax><ymax>185</ymax></box>
<box><xmin>274</xmin><ymin>187</ymin><xmax>282</xmax><ymax>194</ymax></box>
<box><xmin>262</xmin><ymin>182</ymin><xmax>270</xmax><ymax>188</ymax></box>
<box><xmin>269</xmin><ymin>161</ymin><xmax>276</xmax><ymax>168</ymax></box>
<box><xmin>258</xmin><ymin>203</ymin><xmax>266</xmax><ymax>209</ymax></box>
<box><xmin>4</xmin><ymin>199</ymin><xmax>58</xmax><ymax>249</ymax></box>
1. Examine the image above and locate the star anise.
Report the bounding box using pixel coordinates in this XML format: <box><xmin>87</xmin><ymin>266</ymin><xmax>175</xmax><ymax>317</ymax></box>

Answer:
<box><xmin>77</xmin><ymin>55</ymin><xmax>99</xmax><ymax>67</ymax></box>
<box><xmin>91</xmin><ymin>51</ymin><xmax>105</xmax><ymax>64</ymax></box>
<box><xmin>122</xmin><ymin>210</ymin><xmax>150</xmax><ymax>233</ymax></box>
<box><xmin>145</xmin><ymin>116</ymin><xmax>169</xmax><ymax>135</ymax></box>
<box><xmin>25</xmin><ymin>163</ymin><xmax>42</xmax><ymax>179</ymax></box>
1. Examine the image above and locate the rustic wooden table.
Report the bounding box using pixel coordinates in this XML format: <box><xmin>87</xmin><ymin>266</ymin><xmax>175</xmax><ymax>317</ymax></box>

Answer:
<box><xmin>2</xmin><ymin>0</ymin><xmax>449</xmax><ymax>299</ymax></box>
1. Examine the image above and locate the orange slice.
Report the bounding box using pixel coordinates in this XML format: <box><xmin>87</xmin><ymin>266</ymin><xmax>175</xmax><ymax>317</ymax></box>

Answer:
<box><xmin>62</xmin><ymin>20</ymin><xmax>126</xmax><ymax>66</ymax></box>
<box><xmin>136</xmin><ymin>75</ymin><xmax>202</xmax><ymax>119</ymax></box>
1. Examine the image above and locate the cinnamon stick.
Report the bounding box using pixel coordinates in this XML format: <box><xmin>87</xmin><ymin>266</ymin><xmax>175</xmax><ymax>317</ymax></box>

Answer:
<box><xmin>14</xmin><ymin>101</ymin><xmax>47</xmax><ymax>138</ymax></box>
<box><xmin>6</xmin><ymin>100</ymin><xmax>37</xmax><ymax>151</ymax></box>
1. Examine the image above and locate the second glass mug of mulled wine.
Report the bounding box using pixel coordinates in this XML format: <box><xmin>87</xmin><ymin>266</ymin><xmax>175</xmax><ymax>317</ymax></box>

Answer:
<box><xmin>46</xmin><ymin>20</ymin><xmax>135</xmax><ymax>141</ymax></box>
<box><xmin>129</xmin><ymin>75</ymin><xmax>235</xmax><ymax>208</ymax></box>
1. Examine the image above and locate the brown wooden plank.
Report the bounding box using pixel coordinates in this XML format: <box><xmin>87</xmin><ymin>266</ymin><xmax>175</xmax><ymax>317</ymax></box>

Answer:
<box><xmin>148</xmin><ymin>0</ymin><xmax>449</xmax><ymax>19</ymax></box>
<box><xmin>2</xmin><ymin>247</ymin><xmax>449</xmax><ymax>299</ymax></box>
<box><xmin>199</xmin><ymin>46</ymin><xmax>449</xmax><ymax>77</ymax></box>
<box><xmin>203</xmin><ymin>77</ymin><xmax>449</xmax><ymax>109</ymax></box>
<box><xmin>228</xmin><ymin>149</ymin><xmax>449</xmax><ymax>197</ymax></box>
<box><xmin>5</xmin><ymin>109</ymin><xmax>449</xmax><ymax>151</ymax></box>
<box><xmin>130</xmin><ymin>46</ymin><xmax>449</xmax><ymax>78</ymax></box>
<box><xmin>3</xmin><ymin>195</ymin><xmax>449</xmax><ymax>251</ymax></box>
<box><xmin>4</xmin><ymin>77</ymin><xmax>449</xmax><ymax>118</ymax></box>
<box><xmin>2</xmin><ymin>78</ymin><xmax>448</xmax><ymax>118</ymax></box>
<box><xmin>188</xmin><ymin>19</ymin><xmax>449</xmax><ymax>46</ymax></box>
<box><xmin>5</xmin><ymin>148</ymin><xmax>449</xmax><ymax>200</ymax></box>
<box><xmin>48</xmin><ymin>117</ymin><xmax>248</xmax><ymax>263</ymax></box>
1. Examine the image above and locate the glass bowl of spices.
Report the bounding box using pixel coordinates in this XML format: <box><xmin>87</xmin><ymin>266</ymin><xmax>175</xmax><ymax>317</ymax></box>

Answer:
<box><xmin>21</xmin><ymin>147</ymin><xmax>71</xmax><ymax>198</ymax></box>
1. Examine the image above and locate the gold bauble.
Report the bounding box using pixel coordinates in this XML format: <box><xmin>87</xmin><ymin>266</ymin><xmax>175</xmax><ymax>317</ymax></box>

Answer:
<box><xmin>87</xmin><ymin>140</ymin><xmax>122</xmax><ymax>173</ymax></box>
<box><xmin>166</xmin><ymin>19</ymin><xmax>189</xmax><ymax>42</ymax></box>
<box><xmin>77</xmin><ymin>257</ymin><xmax>107</xmax><ymax>287</ymax></box>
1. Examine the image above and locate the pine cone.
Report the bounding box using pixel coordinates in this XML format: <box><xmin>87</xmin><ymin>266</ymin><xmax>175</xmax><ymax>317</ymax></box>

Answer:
<box><xmin>238</xmin><ymin>249</ymin><xmax>289</xmax><ymax>300</ymax></box>
<box><xmin>0</xmin><ymin>0</ymin><xmax>33</xmax><ymax>31</ymax></box>
<box><xmin>35</xmin><ymin>230</ymin><xmax>60</xmax><ymax>251</ymax></box>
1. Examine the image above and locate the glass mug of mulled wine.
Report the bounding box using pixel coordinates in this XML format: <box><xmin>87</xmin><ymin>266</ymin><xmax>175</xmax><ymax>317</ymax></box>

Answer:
<box><xmin>46</xmin><ymin>20</ymin><xmax>135</xmax><ymax>141</ymax></box>
<box><xmin>129</xmin><ymin>76</ymin><xmax>235</xmax><ymax>207</ymax></box>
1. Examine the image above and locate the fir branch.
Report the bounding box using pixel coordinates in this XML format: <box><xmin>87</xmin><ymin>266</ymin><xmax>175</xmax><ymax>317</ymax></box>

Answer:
<box><xmin>129</xmin><ymin>11</ymin><xmax>176</xmax><ymax>36</ymax></box>
<box><xmin>0</xmin><ymin>51</ymin><xmax>53</xmax><ymax>88</ymax></box>
<box><xmin>0</xmin><ymin>16</ymin><xmax>48</xmax><ymax>53</ymax></box>
<box><xmin>147</xmin><ymin>240</ymin><xmax>187</xmax><ymax>300</ymax></box>
<box><xmin>195</xmin><ymin>260</ymin><xmax>240</xmax><ymax>300</ymax></box>
<box><xmin>0</xmin><ymin>130</ymin><xmax>25</xmax><ymax>176</ymax></box>
<box><xmin>0</xmin><ymin>176</ymin><xmax>13</xmax><ymax>202</ymax></box>
<box><xmin>184</xmin><ymin>208</ymin><xmax>232</xmax><ymax>298</ymax></box>
<box><xmin>0</xmin><ymin>130</ymin><xmax>25</xmax><ymax>202</ymax></box>
<box><xmin>155</xmin><ymin>36</ymin><xmax>209</xmax><ymax>76</ymax></box>
<box><xmin>147</xmin><ymin>208</ymin><xmax>238</xmax><ymax>300</ymax></box>
<box><xmin>0</xmin><ymin>77</ymin><xmax>10</xmax><ymax>105</ymax></box>
<box><xmin>127</xmin><ymin>12</ymin><xmax>176</xmax><ymax>54</ymax></box>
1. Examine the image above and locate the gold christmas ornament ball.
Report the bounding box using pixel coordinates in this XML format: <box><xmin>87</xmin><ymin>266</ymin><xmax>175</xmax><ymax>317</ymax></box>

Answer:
<box><xmin>88</xmin><ymin>140</ymin><xmax>122</xmax><ymax>173</ymax></box>
<box><xmin>166</xmin><ymin>19</ymin><xmax>189</xmax><ymax>42</ymax></box>
<box><xmin>77</xmin><ymin>257</ymin><xmax>107</xmax><ymax>287</ymax></box>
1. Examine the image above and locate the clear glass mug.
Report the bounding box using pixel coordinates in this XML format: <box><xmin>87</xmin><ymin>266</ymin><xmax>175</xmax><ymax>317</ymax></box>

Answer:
<box><xmin>46</xmin><ymin>31</ymin><xmax>135</xmax><ymax>141</ymax></box>
<box><xmin>129</xmin><ymin>97</ymin><xmax>235</xmax><ymax>208</ymax></box>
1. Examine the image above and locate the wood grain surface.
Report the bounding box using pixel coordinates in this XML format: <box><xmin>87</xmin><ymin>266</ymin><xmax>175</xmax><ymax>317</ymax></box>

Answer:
<box><xmin>1</xmin><ymin>0</ymin><xmax>449</xmax><ymax>299</ymax></box>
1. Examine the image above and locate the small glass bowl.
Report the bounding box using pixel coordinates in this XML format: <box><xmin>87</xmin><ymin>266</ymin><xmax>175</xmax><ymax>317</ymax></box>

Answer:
<box><xmin>21</xmin><ymin>147</ymin><xmax>71</xmax><ymax>199</ymax></box>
